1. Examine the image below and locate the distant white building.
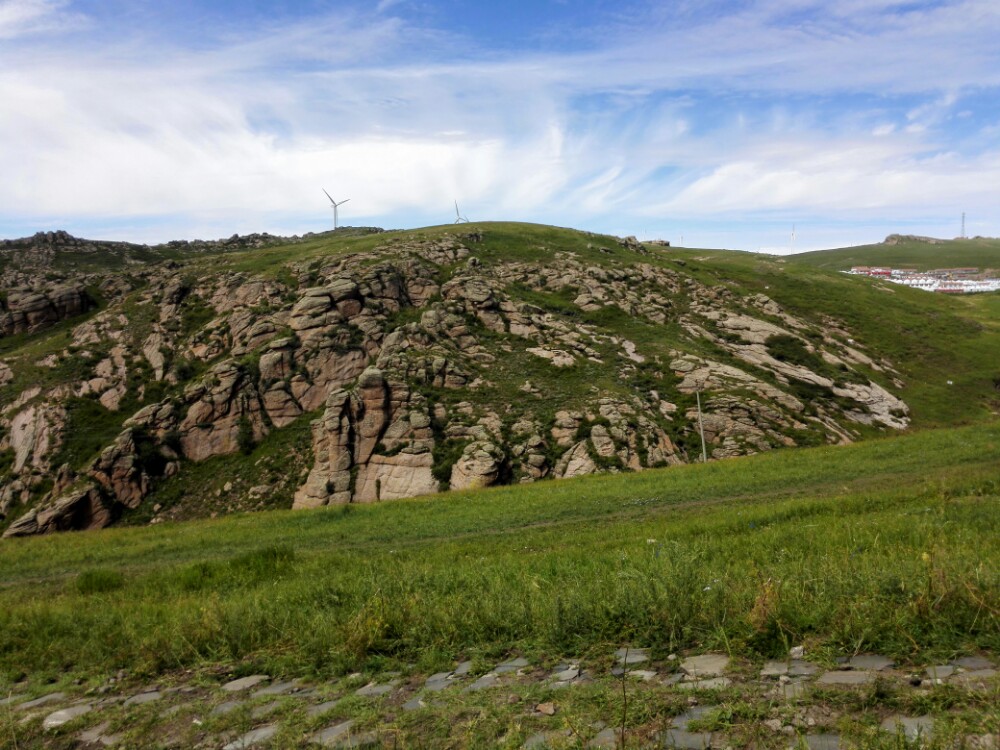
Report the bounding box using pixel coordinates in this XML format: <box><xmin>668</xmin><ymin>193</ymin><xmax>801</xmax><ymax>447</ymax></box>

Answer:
<box><xmin>846</xmin><ymin>266</ymin><xmax>1000</xmax><ymax>294</ymax></box>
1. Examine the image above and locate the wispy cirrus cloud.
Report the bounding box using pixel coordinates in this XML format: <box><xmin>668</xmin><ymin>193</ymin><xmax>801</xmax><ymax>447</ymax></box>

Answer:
<box><xmin>0</xmin><ymin>0</ymin><xmax>85</xmax><ymax>38</ymax></box>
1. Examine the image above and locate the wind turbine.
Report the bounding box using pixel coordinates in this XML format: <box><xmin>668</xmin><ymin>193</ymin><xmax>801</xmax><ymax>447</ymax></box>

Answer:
<box><xmin>322</xmin><ymin>189</ymin><xmax>350</xmax><ymax>229</ymax></box>
<box><xmin>453</xmin><ymin>200</ymin><xmax>469</xmax><ymax>224</ymax></box>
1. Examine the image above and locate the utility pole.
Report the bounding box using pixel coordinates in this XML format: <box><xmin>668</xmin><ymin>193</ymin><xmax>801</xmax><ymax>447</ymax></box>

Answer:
<box><xmin>695</xmin><ymin>383</ymin><xmax>708</xmax><ymax>463</ymax></box>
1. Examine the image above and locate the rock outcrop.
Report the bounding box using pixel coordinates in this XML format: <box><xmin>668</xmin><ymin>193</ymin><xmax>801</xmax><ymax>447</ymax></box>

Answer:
<box><xmin>0</xmin><ymin>285</ymin><xmax>95</xmax><ymax>337</ymax></box>
<box><xmin>3</xmin><ymin>485</ymin><xmax>110</xmax><ymax>537</ymax></box>
<box><xmin>0</xmin><ymin>226</ymin><xmax>917</xmax><ymax>536</ymax></box>
<box><xmin>293</xmin><ymin>367</ymin><xmax>439</xmax><ymax>507</ymax></box>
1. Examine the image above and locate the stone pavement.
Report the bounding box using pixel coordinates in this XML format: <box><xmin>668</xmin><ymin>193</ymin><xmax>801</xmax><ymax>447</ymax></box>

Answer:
<box><xmin>2</xmin><ymin>649</ymin><xmax>997</xmax><ymax>748</ymax></box>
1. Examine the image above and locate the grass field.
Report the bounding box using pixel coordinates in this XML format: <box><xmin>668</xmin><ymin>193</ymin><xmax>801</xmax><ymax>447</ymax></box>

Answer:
<box><xmin>1</xmin><ymin>422</ymin><xmax>997</xmax><ymax>688</ymax></box>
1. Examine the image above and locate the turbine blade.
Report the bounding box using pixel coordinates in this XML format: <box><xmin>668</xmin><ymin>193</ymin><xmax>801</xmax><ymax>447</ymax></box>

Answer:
<box><xmin>338</xmin><ymin>198</ymin><xmax>350</xmax><ymax>206</ymax></box>
<box><xmin>323</xmin><ymin>188</ymin><xmax>335</xmax><ymax>204</ymax></box>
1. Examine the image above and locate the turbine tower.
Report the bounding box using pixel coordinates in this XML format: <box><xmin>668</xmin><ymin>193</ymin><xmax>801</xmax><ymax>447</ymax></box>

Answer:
<box><xmin>322</xmin><ymin>189</ymin><xmax>350</xmax><ymax>230</ymax></box>
<box><xmin>453</xmin><ymin>200</ymin><xmax>469</xmax><ymax>224</ymax></box>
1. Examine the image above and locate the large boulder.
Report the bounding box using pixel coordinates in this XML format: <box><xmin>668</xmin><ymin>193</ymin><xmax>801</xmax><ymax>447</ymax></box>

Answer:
<box><xmin>449</xmin><ymin>441</ymin><xmax>504</xmax><ymax>491</ymax></box>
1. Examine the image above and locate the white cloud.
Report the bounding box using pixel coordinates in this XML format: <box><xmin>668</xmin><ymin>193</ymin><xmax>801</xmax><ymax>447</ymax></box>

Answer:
<box><xmin>1</xmin><ymin>0</ymin><xmax>999</xmax><ymax>246</ymax></box>
<box><xmin>0</xmin><ymin>0</ymin><xmax>85</xmax><ymax>39</ymax></box>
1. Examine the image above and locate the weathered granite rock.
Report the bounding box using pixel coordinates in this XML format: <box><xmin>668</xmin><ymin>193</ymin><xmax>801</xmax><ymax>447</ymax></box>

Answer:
<box><xmin>450</xmin><ymin>440</ymin><xmax>504</xmax><ymax>490</ymax></box>
<box><xmin>90</xmin><ymin>429</ymin><xmax>150</xmax><ymax>509</ymax></box>
<box><xmin>555</xmin><ymin>441</ymin><xmax>597</xmax><ymax>478</ymax></box>
<box><xmin>8</xmin><ymin>403</ymin><xmax>65</xmax><ymax>474</ymax></box>
<box><xmin>178</xmin><ymin>361</ymin><xmax>268</xmax><ymax>461</ymax></box>
<box><xmin>3</xmin><ymin>484</ymin><xmax>110</xmax><ymax>537</ymax></box>
<box><xmin>294</xmin><ymin>368</ymin><xmax>440</xmax><ymax>506</ymax></box>
<box><xmin>0</xmin><ymin>285</ymin><xmax>94</xmax><ymax>336</ymax></box>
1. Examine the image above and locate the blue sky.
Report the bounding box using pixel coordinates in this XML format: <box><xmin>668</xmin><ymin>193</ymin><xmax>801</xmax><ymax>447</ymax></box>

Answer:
<box><xmin>1</xmin><ymin>0</ymin><xmax>999</xmax><ymax>251</ymax></box>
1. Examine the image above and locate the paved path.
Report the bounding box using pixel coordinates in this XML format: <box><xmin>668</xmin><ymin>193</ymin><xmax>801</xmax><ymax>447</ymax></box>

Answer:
<box><xmin>3</xmin><ymin>650</ymin><xmax>996</xmax><ymax>748</ymax></box>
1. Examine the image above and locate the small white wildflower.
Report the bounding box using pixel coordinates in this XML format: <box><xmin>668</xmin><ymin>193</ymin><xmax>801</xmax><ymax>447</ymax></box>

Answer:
<box><xmin>646</xmin><ymin>538</ymin><xmax>657</xmax><ymax>545</ymax></box>
<box><xmin>703</xmin><ymin>586</ymin><xmax>711</xmax><ymax>592</ymax></box>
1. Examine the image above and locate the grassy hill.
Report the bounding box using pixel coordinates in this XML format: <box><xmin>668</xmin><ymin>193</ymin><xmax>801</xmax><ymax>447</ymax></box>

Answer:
<box><xmin>3</xmin><ymin>222</ymin><xmax>1000</xmax><ymax>540</ymax></box>
<box><xmin>788</xmin><ymin>235</ymin><xmax>1000</xmax><ymax>272</ymax></box>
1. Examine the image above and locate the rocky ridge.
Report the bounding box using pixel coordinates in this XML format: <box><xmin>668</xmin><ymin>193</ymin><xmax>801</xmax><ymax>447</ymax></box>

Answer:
<box><xmin>0</xmin><ymin>226</ymin><xmax>911</xmax><ymax>536</ymax></box>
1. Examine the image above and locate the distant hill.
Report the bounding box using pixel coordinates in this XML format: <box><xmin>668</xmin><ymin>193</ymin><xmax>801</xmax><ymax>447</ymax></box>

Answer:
<box><xmin>789</xmin><ymin>234</ymin><xmax>1000</xmax><ymax>272</ymax></box>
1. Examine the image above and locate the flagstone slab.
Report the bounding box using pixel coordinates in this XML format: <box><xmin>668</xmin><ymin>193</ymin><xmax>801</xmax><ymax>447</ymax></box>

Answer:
<box><xmin>252</xmin><ymin>680</ymin><xmax>302</xmax><ymax>697</ymax></box>
<box><xmin>761</xmin><ymin>661</ymin><xmax>789</xmax><ymax>677</ymax></box>
<box><xmin>681</xmin><ymin>654</ymin><xmax>729</xmax><ymax>677</ymax></box>
<box><xmin>925</xmin><ymin>665</ymin><xmax>955</xmax><ymax>680</ymax></box>
<box><xmin>628</xmin><ymin>670</ymin><xmax>658</xmax><ymax>681</ymax></box>
<box><xmin>124</xmin><ymin>691</ymin><xmax>162</xmax><ymax>706</ymax></box>
<box><xmin>670</xmin><ymin>706</ymin><xmax>710</xmax><ymax>730</ymax></box>
<box><xmin>310</xmin><ymin>722</ymin><xmax>353</xmax><ymax>746</ymax></box>
<box><xmin>222</xmin><ymin>724</ymin><xmax>278</xmax><ymax>750</ymax></box>
<box><xmin>17</xmin><ymin>692</ymin><xmax>66</xmax><ymax>710</ymax></box>
<box><xmin>310</xmin><ymin>720</ymin><xmax>379</xmax><ymax>748</ymax></box>
<box><xmin>355</xmin><ymin>681</ymin><xmax>395</xmax><ymax>698</ymax></box>
<box><xmin>79</xmin><ymin>721</ymin><xmax>115</xmax><ymax>745</ymax></box>
<box><xmin>675</xmin><ymin>677</ymin><xmax>731</xmax><ymax>691</ymax></box>
<box><xmin>952</xmin><ymin>656</ymin><xmax>993</xmax><ymax>670</ymax></box>
<box><xmin>615</xmin><ymin>648</ymin><xmax>649</xmax><ymax>665</ymax></box>
<box><xmin>424</xmin><ymin>672</ymin><xmax>454</xmax><ymax>692</ymax></box>
<box><xmin>881</xmin><ymin>715</ymin><xmax>934</xmax><ymax>741</ymax></box>
<box><xmin>551</xmin><ymin>665</ymin><xmax>581</xmax><ymax>682</ymax></box>
<box><xmin>465</xmin><ymin>673</ymin><xmax>499</xmax><ymax>692</ymax></box>
<box><xmin>816</xmin><ymin>670</ymin><xmax>874</xmax><ymax>686</ymax></box>
<box><xmin>523</xmin><ymin>730</ymin><xmax>567</xmax><ymax>748</ymax></box>
<box><xmin>788</xmin><ymin>661</ymin><xmax>819</xmax><ymax>677</ymax></box>
<box><xmin>42</xmin><ymin>704</ymin><xmax>91</xmax><ymax>730</ymax></box>
<box><xmin>222</xmin><ymin>675</ymin><xmax>270</xmax><ymax>692</ymax></box>
<box><xmin>403</xmin><ymin>696</ymin><xmax>426</xmax><ymax>711</ymax></box>
<box><xmin>495</xmin><ymin>657</ymin><xmax>530</xmax><ymax>674</ymax></box>
<box><xmin>848</xmin><ymin>655</ymin><xmax>894</xmax><ymax>671</ymax></box>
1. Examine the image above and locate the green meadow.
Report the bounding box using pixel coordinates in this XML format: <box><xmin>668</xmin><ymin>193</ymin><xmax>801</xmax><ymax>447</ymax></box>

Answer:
<box><xmin>1</xmin><ymin>422</ymin><xmax>997</xmax><ymax>688</ymax></box>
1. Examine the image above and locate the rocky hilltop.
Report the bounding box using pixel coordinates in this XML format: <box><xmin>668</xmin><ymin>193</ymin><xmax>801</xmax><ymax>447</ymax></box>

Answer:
<box><xmin>0</xmin><ymin>224</ymin><xmax>912</xmax><ymax>537</ymax></box>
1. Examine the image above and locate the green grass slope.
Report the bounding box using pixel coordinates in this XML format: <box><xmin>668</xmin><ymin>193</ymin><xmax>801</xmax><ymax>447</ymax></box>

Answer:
<box><xmin>788</xmin><ymin>236</ymin><xmax>1000</xmax><ymax>272</ymax></box>
<box><xmin>1</xmin><ymin>422</ymin><xmax>997</xmax><ymax>683</ymax></box>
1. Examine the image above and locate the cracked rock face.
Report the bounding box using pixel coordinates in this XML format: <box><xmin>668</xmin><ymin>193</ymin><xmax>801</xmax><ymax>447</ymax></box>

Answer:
<box><xmin>0</xmin><ymin>285</ymin><xmax>95</xmax><ymax>337</ymax></box>
<box><xmin>0</xmin><ymin>229</ymin><xmax>914</xmax><ymax>535</ymax></box>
